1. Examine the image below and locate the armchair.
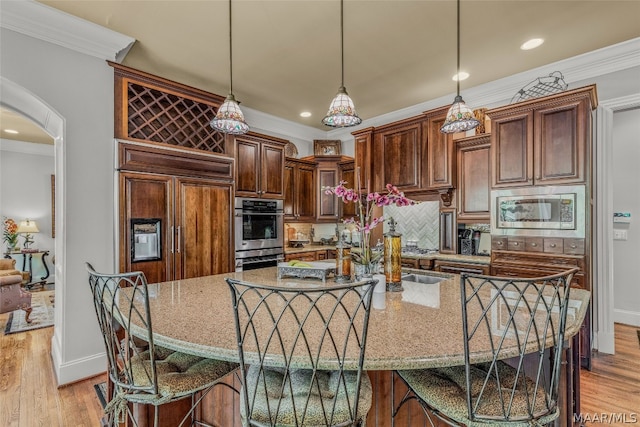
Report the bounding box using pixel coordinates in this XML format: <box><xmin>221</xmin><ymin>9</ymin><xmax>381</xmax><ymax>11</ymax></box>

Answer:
<box><xmin>0</xmin><ymin>259</ymin><xmax>32</xmax><ymax>322</ymax></box>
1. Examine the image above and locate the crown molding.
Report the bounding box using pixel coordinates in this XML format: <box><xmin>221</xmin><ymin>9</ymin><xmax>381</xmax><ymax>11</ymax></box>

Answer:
<box><xmin>0</xmin><ymin>0</ymin><xmax>135</xmax><ymax>62</ymax></box>
<box><xmin>330</xmin><ymin>37</ymin><xmax>640</xmax><ymax>141</ymax></box>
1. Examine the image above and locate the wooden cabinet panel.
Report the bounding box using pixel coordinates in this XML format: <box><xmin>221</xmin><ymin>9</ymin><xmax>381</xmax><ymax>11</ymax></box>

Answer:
<box><xmin>491</xmin><ymin>111</ymin><xmax>534</xmax><ymax>188</ymax></box>
<box><xmin>284</xmin><ymin>158</ymin><xmax>316</xmax><ymax>222</ymax></box>
<box><xmin>433</xmin><ymin>260</ymin><xmax>490</xmax><ymax>275</ymax></box>
<box><xmin>400</xmin><ymin>258</ymin><xmax>419</xmax><ymax>269</ymax></box>
<box><xmin>304</xmin><ymin>156</ymin><xmax>354</xmax><ymax>223</ymax></box>
<box><xmin>456</xmin><ymin>134</ymin><xmax>491</xmax><ymax>222</ymax></box>
<box><xmin>339</xmin><ymin>160</ymin><xmax>357</xmax><ymax>219</ymax></box>
<box><xmin>352</xmin><ymin>128</ymin><xmax>374</xmax><ymax>192</ymax></box>
<box><xmin>488</xmin><ymin>85</ymin><xmax>596</xmax><ymax>189</ymax></box>
<box><xmin>235</xmin><ymin>133</ymin><xmax>286</xmax><ymax>198</ymax></box>
<box><xmin>424</xmin><ymin>106</ymin><xmax>455</xmax><ymax>190</ymax></box>
<box><xmin>175</xmin><ymin>177</ymin><xmax>233</xmax><ymax>279</ymax></box>
<box><xmin>373</xmin><ymin>119</ymin><xmax>425</xmax><ymax>193</ymax></box>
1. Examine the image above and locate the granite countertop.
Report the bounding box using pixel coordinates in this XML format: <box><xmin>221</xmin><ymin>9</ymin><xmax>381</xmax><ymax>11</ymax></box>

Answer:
<box><xmin>286</xmin><ymin>245</ymin><xmax>491</xmax><ymax>265</ymax></box>
<box><xmin>125</xmin><ymin>268</ymin><xmax>590</xmax><ymax>371</ymax></box>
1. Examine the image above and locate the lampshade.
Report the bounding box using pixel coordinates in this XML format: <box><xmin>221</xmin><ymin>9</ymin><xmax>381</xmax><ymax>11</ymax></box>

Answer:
<box><xmin>322</xmin><ymin>86</ymin><xmax>362</xmax><ymax>127</ymax></box>
<box><xmin>17</xmin><ymin>220</ymin><xmax>39</xmax><ymax>234</ymax></box>
<box><xmin>440</xmin><ymin>0</ymin><xmax>479</xmax><ymax>134</ymax></box>
<box><xmin>210</xmin><ymin>0</ymin><xmax>249</xmax><ymax>135</ymax></box>
<box><xmin>210</xmin><ymin>94</ymin><xmax>249</xmax><ymax>135</ymax></box>
<box><xmin>440</xmin><ymin>95</ymin><xmax>480</xmax><ymax>133</ymax></box>
<box><xmin>322</xmin><ymin>0</ymin><xmax>362</xmax><ymax>128</ymax></box>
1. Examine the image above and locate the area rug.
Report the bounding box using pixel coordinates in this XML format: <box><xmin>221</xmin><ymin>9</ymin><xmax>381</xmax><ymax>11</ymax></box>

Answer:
<box><xmin>4</xmin><ymin>290</ymin><xmax>55</xmax><ymax>335</ymax></box>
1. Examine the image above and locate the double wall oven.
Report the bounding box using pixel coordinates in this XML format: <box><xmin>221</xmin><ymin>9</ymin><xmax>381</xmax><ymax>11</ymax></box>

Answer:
<box><xmin>234</xmin><ymin>198</ymin><xmax>284</xmax><ymax>271</ymax></box>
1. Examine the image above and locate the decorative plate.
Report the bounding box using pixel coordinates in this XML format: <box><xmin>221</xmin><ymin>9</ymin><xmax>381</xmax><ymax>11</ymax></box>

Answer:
<box><xmin>284</xmin><ymin>142</ymin><xmax>299</xmax><ymax>158</ymax></box>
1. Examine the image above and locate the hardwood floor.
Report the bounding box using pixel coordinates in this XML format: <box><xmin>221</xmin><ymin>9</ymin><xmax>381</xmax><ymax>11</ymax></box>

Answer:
<box><xmin>1</xmin><ymin>311</ymin><xmax>638</xmax><ymax>426</ymax></box>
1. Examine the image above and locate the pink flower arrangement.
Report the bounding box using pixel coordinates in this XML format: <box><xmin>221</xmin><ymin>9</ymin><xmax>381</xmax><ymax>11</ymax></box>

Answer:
<box><xmin>324</xmin><ymin>182</ymin><xmax>417</xmax><ymax>268</ymax></box>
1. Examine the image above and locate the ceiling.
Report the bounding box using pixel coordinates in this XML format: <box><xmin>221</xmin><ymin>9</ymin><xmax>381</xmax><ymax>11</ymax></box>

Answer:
<box><xmin>2</xmin><ymin>1</ymin><xmax>640</xmax><ymax>141</ymax></box>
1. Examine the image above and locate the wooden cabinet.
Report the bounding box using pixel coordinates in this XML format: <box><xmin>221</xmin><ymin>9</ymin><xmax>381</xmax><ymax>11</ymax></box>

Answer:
<box><xmin>352</xmin><ymin>127</ymin><xmax>374</xmax><ymax>192</ymax></box>
<box><xmin>338</xmin><ymin>159</ymin><xmax>356</xmax><ymax>219</ymax></box>
<box><xmin>424</xmin><ymin>106</ymin><xmax>455</xmax><ymax>191</ymax></box>
<box><xmin>118</xmin><ymin>141</ymin><xmax>235</xmax><ymax>283</ymax></box>
<box><xmin>372</xmin><ymin>117</ymin><xmax>426</xmax><ymax>193</ymax></box>
<box><xmin>284</xmin><ymin>158</ymin><xmax>316</xmax><ymax>222</ymax></box>
<box><xmin>456</xmin><ymin>134</ymin><xmax>491</xmax><ymax>222</ymax></box>
<box><xmin>284</xmin><ymin>249</ymin><xmax>331</xmax><ymax>262</ymax></box>
<box><xmin>235</xmin><ymin>133</ymin><xmax>286</xmax><ymax>198</ymax></box>
<box><xmin>433</xmin><ymin>260</ymin><xmax>490</xmax><ymax>275</ymax></box>
<box><xmin>488</xmin><ymin>85</ymin><xmax>596</xmax><ymax>188</ymax></box>
<box><xmin>301</xmin><ymin>155</ymin><xmax>354</xmax><ymax>223</ymax></box>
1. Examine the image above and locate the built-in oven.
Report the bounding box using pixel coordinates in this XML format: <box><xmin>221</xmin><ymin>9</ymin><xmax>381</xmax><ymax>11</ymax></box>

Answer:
<box><xmin>234</xmin><ymin>198</ymin><xmax>284</xmax><ymax>271</ymax></box>
<box><xmin>490</xmin><ymin>185</ymin><xmax>585</xmax><ymax>238</ymax></box>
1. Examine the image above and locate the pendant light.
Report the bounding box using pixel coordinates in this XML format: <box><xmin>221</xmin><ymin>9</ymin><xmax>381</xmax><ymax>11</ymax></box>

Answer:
<box><xmin>440</xmin><ymin>0</ymin><xmax>479</xmax><ymax>134</ymax></box>
<box><xmin>322</xmin><ymin>0</ymin><xmax>362</xmax><ymax>128</ymax></box>
<box><xmin>210</xmin><ymin>0</ymin><xmax>249</xmax><ymax>135</ymax></box>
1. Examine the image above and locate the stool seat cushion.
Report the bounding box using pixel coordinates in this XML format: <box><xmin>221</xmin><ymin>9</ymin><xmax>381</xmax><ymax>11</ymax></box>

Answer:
<box><xmin>241</xmin><ymin>365</ymin><xmax>372</xmax><ymax>426</ymax></box>
<box><xmin>131</xmin><ymin>347</ymin><xmax>238</xmax><ymax>399</ymax></box>
<box><xmin>397</xmin><ymin>362</ymin><xmax>558</xmax><ymax>427</ymax></box>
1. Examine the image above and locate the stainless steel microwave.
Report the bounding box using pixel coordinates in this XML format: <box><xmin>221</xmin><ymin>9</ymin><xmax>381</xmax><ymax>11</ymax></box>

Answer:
<box><xmin>490</xmin><ymin>185</ymin><xmax>585</xmax><ymax>238</ymax></box>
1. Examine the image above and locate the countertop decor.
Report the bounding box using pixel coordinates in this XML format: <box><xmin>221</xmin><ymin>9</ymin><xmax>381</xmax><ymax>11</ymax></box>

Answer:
<box><xmin>324</xmin><ymin>178</ymin><xmax>418</xmax><ymax>276</ymax></box>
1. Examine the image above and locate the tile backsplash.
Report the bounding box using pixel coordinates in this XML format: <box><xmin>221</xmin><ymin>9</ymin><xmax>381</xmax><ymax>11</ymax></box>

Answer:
<box><xmin>383</xmin><ymin>201</ymin><xmax>440</xmax><ymax>249</ymax></box>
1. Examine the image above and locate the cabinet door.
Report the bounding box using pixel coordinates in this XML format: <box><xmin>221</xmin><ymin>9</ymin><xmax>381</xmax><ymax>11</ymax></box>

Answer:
<box><xmin>120</xmin><ymin>172</ymin><xmax>173</xmax><ymax>284</ymax></box>
<box><xmin>260</xmin><ymin>143</ymin><xmax>285</xmax><ymax>198</ymax></box>
<box><xmin>491</xmin><ymin>111</ymin><xmax>534</xmax><ymax>188</ymax></box>
<box><xmin>235</xmin><ymin>138</ymin><xmax>260</xmax><ymax>196</ymax></box>
<box><xmin>283</xmin><ymin>163</ymin><xmax>295</xmax><ymax>219</ymax></box>
<box><xmin>457</xmin><ymin>135</ymin><xmax>491</xmax><ymax>222</ymax></box>
<box><xmin>317</xmin><ymin>167</ymin><xmax>340</xmax><ymax>221</ymax></box>
<box><xmin>339</xmin><ymin>161</ymin><xmax>356</xmax><ymax>219</ymax></box>
<box><xmin>534</xmin><ymin>99</ymin><xmax>586</xmax><ymax>185</ymax></box>
<box><xmin>425</xmin><ymin>112</ymin><xmax>455</xmax><ymax>190</ymax></box>
<box><xmin>296</xmin><ymin>164</ymin><xmax>316</xmax><ymax>221</ymax></box>
<box><xmin>374</xmin><ymin>121</ymin><xmax>425</xmax><ymax>193</ymax></box>
<box><xmin>352</xmin><ymin>128</ymin><xmax>373</xmax><ymax>192</ymax></box>
<box><xmin>175</xmin><ymin>177</ymin><xmax>234</xmax><ymax>279</ymax></box>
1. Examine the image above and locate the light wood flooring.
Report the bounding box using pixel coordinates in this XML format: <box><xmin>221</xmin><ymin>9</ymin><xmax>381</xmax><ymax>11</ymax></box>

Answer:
<box><xmin>1</xmin><ymin>309</ymin><xmax>638</xmax><ymax>426</ymax></box>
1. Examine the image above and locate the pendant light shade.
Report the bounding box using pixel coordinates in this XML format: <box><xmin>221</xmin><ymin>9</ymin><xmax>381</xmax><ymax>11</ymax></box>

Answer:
<box><xmin>441</xmin><ymin>0</ymin><xmax>479</xmax><ymax>134</ymax></box>
<box><xmin>211</xmin><ymin>0</ymin><xmax>249</xmax><ymax>135</ymax></box>
<box><xmin>322</xmin><ymin>0</ymin><xmax>361</xmax><ymax>128</ymax></box>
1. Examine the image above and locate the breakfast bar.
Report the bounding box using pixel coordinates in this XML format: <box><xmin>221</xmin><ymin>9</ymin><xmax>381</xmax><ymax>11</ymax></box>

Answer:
<box><xmin>121</xmin><ymin>267</ymin><xmax>590</xmax><ymax>426</ymax></box>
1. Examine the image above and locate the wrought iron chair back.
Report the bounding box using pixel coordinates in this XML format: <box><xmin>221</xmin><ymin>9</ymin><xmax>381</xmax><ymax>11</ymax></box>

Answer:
<box><xmin>459</xmin><ymin>268</ymin><xmax>578</xmax><ymax>423</ymax></box>
<box><xmin>86</xmin><ymin>262</ymin><xmax>159</xmax><ymax>397</ymax></box>
<box><xmin>226</xmin><ymin>278</ymin><xmax>376</xmax><ymax>427</ymax></box>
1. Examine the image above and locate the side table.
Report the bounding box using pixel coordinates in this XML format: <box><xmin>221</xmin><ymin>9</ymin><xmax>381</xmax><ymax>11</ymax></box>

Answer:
<box><xmin>3</xmin><ymin>250</ymin><xmax>50</xmax><ymax>289</ymax></box>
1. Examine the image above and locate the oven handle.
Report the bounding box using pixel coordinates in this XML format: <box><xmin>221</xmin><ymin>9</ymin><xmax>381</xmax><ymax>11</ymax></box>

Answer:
<box><xmin>235</xmin><ymin>211</ymin><xmax>284</xmax><ymax>217</ymax></box>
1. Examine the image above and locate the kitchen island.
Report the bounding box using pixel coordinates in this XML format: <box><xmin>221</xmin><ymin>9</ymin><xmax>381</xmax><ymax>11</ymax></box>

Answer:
<box><xmin>120</xmin><ymin>267</ymin><xmax>590</xmax><ymax>426</ymax></box>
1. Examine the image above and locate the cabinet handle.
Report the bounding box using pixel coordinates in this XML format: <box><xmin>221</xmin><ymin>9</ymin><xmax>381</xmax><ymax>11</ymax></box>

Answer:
<box><xmin>170</xmin><ymin>226</ymin><xmax>174</xmax><ymax>254</ymax></box>
<box><xmin>550</xmin><ymin>243</ymin><xmax>556</xmax><ymax>248</ymax></box>
<box><xmin>177</xmin><ymin>226</ymin><xmax>181</xmax><ymax>253</ymax></box>
<box><xmin>513</xmin><ymin>242</ymin><xmax>519</xmax><ymax>246</ymax></box>
<box><xmin>531</xmin><ymin>243</ymin><xmax>537</xmax><ymax>247</ymax></box>
<box><xmin>497</xmin><ymin>241</ymin><xmax>503</xmax><ymax>246</ymax></box>
<box><xmin>570</xmin><ymin>244</ymin><xmax>577</xmax><ymax>249</ymax></box>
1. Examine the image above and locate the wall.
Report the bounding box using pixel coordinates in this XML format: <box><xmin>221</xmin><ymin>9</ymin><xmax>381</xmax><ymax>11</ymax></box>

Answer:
<box><xmin>0</xmin><ymin>139</ymin><xmax>55</xmax><ymax>279</ymax></box>
<box><xmin>383</xmin><ymin>201</ymin><xmax>440</xmax><ymax>249</ymax></box>
<box><xmin>612</xmin><ymin>107</ymin><xmax>640</xmax><ymax>327</ymax></box>
<box><xmin>1</xmin><ymin>27</ymin><xmax>115</xmax><ymax>384</ymax></box>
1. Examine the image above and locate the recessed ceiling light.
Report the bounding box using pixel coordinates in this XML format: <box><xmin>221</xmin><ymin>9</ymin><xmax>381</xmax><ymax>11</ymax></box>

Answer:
<box><xmin>300</xmin><ymin>112</ymin><xmax>312</xmax><ymax>118</ymax></box>
<box><xmin>4</xmin><ymin>129</ymin><xmax>19</xmax><ymax>134</ymax></box>
<box><xmin>452</xmin><ymin>72</ymin><xmax>469</xmax><ymax>82</ymax></box>
<box><xmin>521</xmin><ymin>38</ymin><xmax>544</xmax><ymax>50</ymax></box>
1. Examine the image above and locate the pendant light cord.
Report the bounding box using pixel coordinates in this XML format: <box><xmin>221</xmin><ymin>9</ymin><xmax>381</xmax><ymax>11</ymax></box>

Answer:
<box><xmin>228</xmin><ymin>0</ymin><xmax>234</xmax><ymax>95</ymax></box>
<box><xmin>340</xmin><ymin>0</ymin><xmax>345</xmax><ymax>88</ymax></box>
<box><xmin>456</xmin><ymin>0</ymin><xmax>460</xmax><ymax>97</ymax></box>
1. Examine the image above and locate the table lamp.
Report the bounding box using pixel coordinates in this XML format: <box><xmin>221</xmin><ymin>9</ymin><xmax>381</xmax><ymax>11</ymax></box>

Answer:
<box><xmin>17</xmin><ymin>219</ymin><xmax>39</xmax><ymax>250</ymax></box>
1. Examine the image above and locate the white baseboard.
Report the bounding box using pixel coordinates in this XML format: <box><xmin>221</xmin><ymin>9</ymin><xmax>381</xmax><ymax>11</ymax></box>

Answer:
<box><xmin>51</xmin><ymin>337</ymin><xmax>107</xmax><ymax>386</ymax></box>
<box><xmin>596</xmin><ymin>331</ymin><xmax>616</xmax><ymax>354</ymax></box>
<box><xmin>613</xmin><ymin>308</ymin><xmax>640</xmax><ymax>328</ymax></box>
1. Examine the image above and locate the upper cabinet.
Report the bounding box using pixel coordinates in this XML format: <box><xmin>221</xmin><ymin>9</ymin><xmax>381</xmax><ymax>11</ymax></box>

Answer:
<box><xmin>338</xmin><ymin>159</ymin><xmax>356</xmax><ymax>219</ymax></box>
<box><xmin>284</xmin><ymin>158</ymin><xmax>317</xmax><ymax>222</ymax></box>
<box><xmin>488</xmin><ymin>85</ymin><xmax>597</xmax><ymax>188</ymax></box>
<box><xmin>456</xmin><ymin>134</ymin><xmax>491</xmax><ymax>223</ymax></box>
<box><xmin>304</xmin><ymin>155</ymin><xmax>354</xmax><ymax>222</ymax></box>
<box><xmin>372</xmin><ymin>117</ymin><xmax>427</xmax><ymax>193</ymax></box>
<box><xmin>423</xmin><ymin>106</ymin><xmax>455</xmax><ymax>191</ymax></box>
<box><xmin>235</xmin><ymin>133</ymin><xmax>287</xmax><ymax>198</ymax></box>
<box><xmin>352</xmin><ymin>128</ymin><xmax>374</xmax><ymax>192</ymax></box>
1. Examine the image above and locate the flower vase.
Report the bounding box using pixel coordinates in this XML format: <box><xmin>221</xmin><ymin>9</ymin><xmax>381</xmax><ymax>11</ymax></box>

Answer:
<box><xmin>354</xmin><ymin>261</ymin><xmax>379</xmax><ymax>281</ymax></box>
<box><xmin>6</xmin><ymin>242</ymin><xmax>18</xmax><ymax>253</ymax></box>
